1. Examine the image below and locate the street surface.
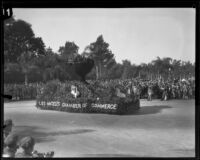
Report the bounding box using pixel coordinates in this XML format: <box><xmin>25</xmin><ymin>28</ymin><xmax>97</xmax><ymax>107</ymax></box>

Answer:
<box><xmin>4</xmin><ymin>99</ymin><xmax>195</xmax><ymax>157</ymax></box>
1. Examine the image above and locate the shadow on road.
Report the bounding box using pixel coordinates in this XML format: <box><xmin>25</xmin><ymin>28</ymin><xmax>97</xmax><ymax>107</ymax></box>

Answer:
<box><xmin>122</xmin><ymin>105</ymin><xmax>172</xmax><ymax>116</ymax></box>
<box><xmin>13</xmin><ymin>125</ymin><xmax>95</xmax><ymax>143</ymax></box>
<box><xmin>134</xmin><ymin>105</ymin><xmax>172</xmax><ymax>115</ymax></box>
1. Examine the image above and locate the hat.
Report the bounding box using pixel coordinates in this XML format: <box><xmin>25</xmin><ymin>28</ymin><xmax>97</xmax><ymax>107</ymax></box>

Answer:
<box><xmin>4</xmin><ymin>133</ymin><xmax>19</xmax><ymax>148</ymax></box>
<box><xmin>4</xmin><ymin>119</ymin><xmax>13</xmax><ymax>127</ymax></box>
<box><xmin>19</xmin><ymin>136</ymin><xmax>35</xmax><ymax>149</ymax></box>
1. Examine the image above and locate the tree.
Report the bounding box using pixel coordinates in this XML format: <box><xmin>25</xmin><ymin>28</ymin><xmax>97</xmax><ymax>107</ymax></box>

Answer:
<box><xmin>151</xmin><ymin>56</ymin><xmax>163</xmax><ymax>79</ymax></box>
<box><xmin>35</xmin><ymin>47</ymin><xmax>55</xmax><ymax>82</ymax></box>
<box><xmin>147</xmin><ymin>63</ymin><xmax>154</xmax><ymax>80</ymax></box>
<box><xmin>102</xmin><ymin>58</ymin><xmax>117</xmax><ymax>79</ymax></box>
<box><xmin>180</xmin><ymin>61</ymin><xmax>195</xmax><ymax>79</ymax></box>
<box><xmin>105</xmin><ymin>63</ymin><xmax>123</xmax><ymax>79</ymax></box>
<box><xmin>4</xmin><ymin>18</ymin><xmax>45</xmax><ymax>84</ymax></box>
<box><xmin>171</xmin><ymin>59</ymin><xmax>181</xmax><ymax>79</ymax></box>
<box><xmin>137</xmin><ymin>63</ymin><xmax>150</xmax><ymax>80</ymax></box>
<box><xmin>58</xmin><ymin>41</ymin><xmax>79</xmax><ymax>60</ymax></box>
<box><xmin>85</xmin><ymin>35</ymin><xmax>115</xmax><ymax>79</ymax></box>
<box><xmin>122</xmin><ymin>60</ymin><xmax>131</xmax><ymax>79</ymax></box>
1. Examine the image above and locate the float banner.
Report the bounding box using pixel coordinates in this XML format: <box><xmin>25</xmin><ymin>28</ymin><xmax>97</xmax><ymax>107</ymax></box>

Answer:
<box><xmin>37</xmin><ymin>101</ymin><xmax>117</xmax><ymax>110</ymax></box>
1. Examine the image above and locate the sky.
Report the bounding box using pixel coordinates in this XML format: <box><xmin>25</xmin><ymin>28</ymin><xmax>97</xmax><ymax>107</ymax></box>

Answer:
<box><xmin>13</xmin><ymin>8</ymin><xmax>195</xmax><ymax>65</ymax></box>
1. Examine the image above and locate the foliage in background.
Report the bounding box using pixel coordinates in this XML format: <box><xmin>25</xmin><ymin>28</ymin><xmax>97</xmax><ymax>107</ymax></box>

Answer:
<box><xmin>4</xmin><ymin>17</ymin><xmax>45</xmax><ymax>84</ymax></box>
<box><xmin>4</xmin><ymin>18</ymin><xmax>195</xmax><ymax>84</ymax></box>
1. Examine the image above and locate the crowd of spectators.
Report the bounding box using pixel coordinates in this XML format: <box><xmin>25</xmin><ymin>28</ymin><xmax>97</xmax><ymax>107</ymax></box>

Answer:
<box><xmin>3</xmin><ymin>119</ymin><xmax>54</xmax><ymax>158</ymax></box>
<box><xmin>94</xmin><ymin>77</ymin><xmax>195</xmax><ymax>101</ymax></box>
<box><xmin>4</xmin><ymin>77</ymin><xmax>195</xmax><ymax>101</ymax></box>
<box><xmin>4</xmin><ymin>83</ymin><xmax>43</xmax><ymax>101</ymax></box>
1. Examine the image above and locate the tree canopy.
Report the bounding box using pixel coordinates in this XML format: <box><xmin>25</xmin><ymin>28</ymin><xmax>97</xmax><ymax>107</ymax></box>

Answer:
<box><xmin>58</xmin><ymin>41</ymin><xmax>79</xmax><ymax>60</ymax></box>
<box><xmin>4</xmin><ymin>18</ymin><xmax>195</xmax><ymax>84</ymax></box>
<box><xmin>4</xmin><ymin>18</ymin><xmax>45</xmax><ymax>84</ymax></box>
<box><xmin>84</xmin><ymin>35</ymin><xmax>115</xmax><ymax>79</ymax></box>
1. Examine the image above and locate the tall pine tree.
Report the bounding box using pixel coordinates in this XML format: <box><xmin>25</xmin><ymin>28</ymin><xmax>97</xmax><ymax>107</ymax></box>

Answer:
<box><xmin>85</xmin><ymin>35</ymin><xmax>115</xmax><ymax>79</ymax></box>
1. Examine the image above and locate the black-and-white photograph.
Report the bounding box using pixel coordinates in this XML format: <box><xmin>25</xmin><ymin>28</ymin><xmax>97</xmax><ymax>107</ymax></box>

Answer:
<box><xmin>3</xmin><ymin>8</ymin><xmax>195</xmax><ymax>157</ymax></box>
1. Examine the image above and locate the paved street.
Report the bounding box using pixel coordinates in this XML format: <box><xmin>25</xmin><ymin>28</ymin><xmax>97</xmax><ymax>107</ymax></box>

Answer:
<box><xmin>4</xmin><ymin>99</ymin><xmax>195</xmax><ymax>157</ymax></box>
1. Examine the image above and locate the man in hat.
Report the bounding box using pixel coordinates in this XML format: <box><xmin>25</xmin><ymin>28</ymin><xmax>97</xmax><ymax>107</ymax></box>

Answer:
<box><xmin>3</xmin><ymin>133</ymin><xmax>19</xmax><ymax>157</ymax></box>
<box><xmin>15</xmin><ymin>136</ymin><xmax>36</xmax><ymax>158</ymax></box>
<box><xmin>16</xmin><ymin>136</ymin><xmax>54</xmax><ymax>158</ymax></box>
<box><xmin>4</xmin><ymin>119</ymin><xmax>13</xmax><ymax>140</ymax></box>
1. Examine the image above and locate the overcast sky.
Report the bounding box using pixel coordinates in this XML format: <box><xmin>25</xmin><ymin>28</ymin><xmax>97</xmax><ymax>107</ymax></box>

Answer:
<box><xmin>13</xmin><ymin>8</ymin><xmax>195</xmax><ymax>65</ymax></box>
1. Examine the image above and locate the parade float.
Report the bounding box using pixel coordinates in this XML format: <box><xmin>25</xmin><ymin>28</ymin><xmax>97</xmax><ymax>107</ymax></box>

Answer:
<box><xmin>36</xmin><ymin>56</ymin><xmax>140</xmax><ymax>114</ymax></box>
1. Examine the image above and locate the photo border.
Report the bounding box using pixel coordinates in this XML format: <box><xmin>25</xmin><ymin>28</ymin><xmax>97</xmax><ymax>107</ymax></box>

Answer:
<box><xmin>1</xmin><ymin>0</ymin><xmax>199</xmax><ymax>159</ymax></box>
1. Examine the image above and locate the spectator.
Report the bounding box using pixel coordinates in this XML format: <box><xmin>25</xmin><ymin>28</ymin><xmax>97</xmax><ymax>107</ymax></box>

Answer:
<box><xmin>147</xmin><ymin>86</ymin><xmax>153</xmax><ymax>101</ymax></box>
<box><xmin>4</xmin><ymin>119</ymin><xmax>13</xmax><ymax>140</ymax></box>
<box><xmin>4</xmin><ymin>77</ymin><xmax>195</xmax><ymax>101</ymax></box>
<box><xmin>15</xmin><ymin>136</ymin><xmax>36</xmax><ymax>158</ymax></box>
<box><xmin>3</xmin><ymin>134</ymin><xmax>19</xmax><ymax>158</ymax></box>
